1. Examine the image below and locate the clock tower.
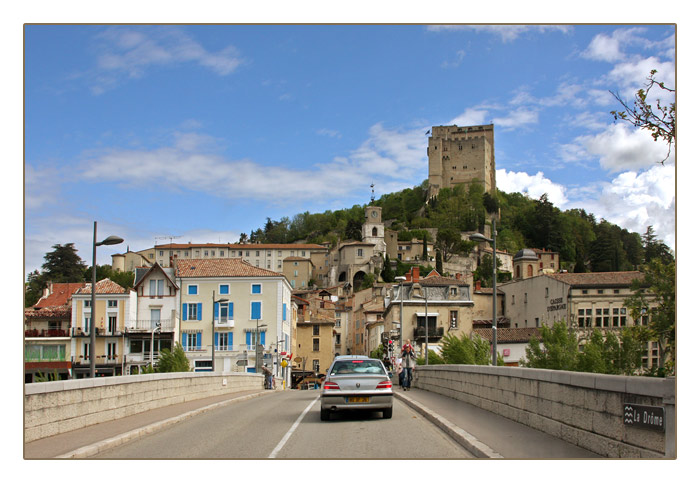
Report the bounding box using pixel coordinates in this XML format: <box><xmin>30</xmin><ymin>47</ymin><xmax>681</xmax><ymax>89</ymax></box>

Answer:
<box><xmin>362</xmin><ymin>206</ymin><xmax>385</xmax><ymax>256</ymax></box>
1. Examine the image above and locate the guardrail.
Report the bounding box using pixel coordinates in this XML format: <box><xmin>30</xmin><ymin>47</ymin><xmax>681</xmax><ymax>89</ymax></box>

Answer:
<box><xmin>414</xmin><ymin>365</ymin><xmax>675</xmax><ymax>458</ymax></box>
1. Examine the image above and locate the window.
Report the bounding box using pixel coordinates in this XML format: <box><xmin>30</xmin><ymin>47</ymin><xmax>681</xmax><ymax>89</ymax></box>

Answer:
<box><xmin>251</xmin><ymin>301</ymin><xmax>262</xmax><ymax>320</ymax></box>
<box><xmin>188</xmin><ymin>285</ymin><xmax>198</xmax><ymax>295</ymax></box>
<box><xmin>450</xmin><ymin>310</ymin><xmax>458</xmax><ymax>329</ymax></box>
<box><xmin>220</xmin><ymin>250</ymin><xmax>225</xmax><ymax>257</ymax></box>
<box><xmin>84</xmin><ymin>300</ymin><xmax>91</xmax><ymax>308</ymax></box>
<box><xmin>204</xmin><ymin>250</ymin><xmax>209</xmax><ymax>257</ymax></box>
<box><xmin>219</xmin><ymin>284</ymin><xmax>229</xmax><ymax>295</ymax></box>
<box><xmin>313</xmin><ymin>338</ymin><xmax>320</xmax><ymax>351</ymax></box>
<box><xmin>545</xmin><ymin>287</ymin><xmax>549</xmax><ymax>298</ymax></box>
<box><xmin>251</xmin><ymin>284</ymin><xmax>262</xmax><ymax>294</ymax></box>
<box><xmin>108</xmin><ymin>316</ymin><xmax>117</xmax><ymax>333</ymax></box>
<box><xmin>183</xmin><ymin>303</ymin><xmax>202</xmax><ymax>321</ymax></box>
<box><xmin>107</xmin><ymin>342</ymin><xmax>117</xmax><ymax>360</ymax></box>
<box><xmin>183</xmin><ymin>332</ymin><xmax>201</xmax><ymax>351</ymax></box>
<box><xmin>313</xmin><ymin>324</ymin><xmax>320</xmax><ymax>336</ymax></box>
<box><xmin>313</xmin><ymin>359</ymin><xmax>320</xmax><ymax>372</ymax></box>
<box><xmin>108</xmin><ymin>300</ymin><xmax>118</xmax><ymax>308</ymax></box>
<box><xmin>150</xmin><ymin>279</ymin><xmax>164</xmax><ymax>297</ymax></box>
<box><xmin>256</xmin><ymin>251</ymin><xmax>260</xmax><ymax>257</ymax></box>
<box><xmin>216</xmin><ymin>332</ymin><xmax>232</xmax><ymax>351</ymax></box>
<box><xmin>357</xmin><ymin>248</ymin><xmax>363</xmax><ymax>257</ymax></box>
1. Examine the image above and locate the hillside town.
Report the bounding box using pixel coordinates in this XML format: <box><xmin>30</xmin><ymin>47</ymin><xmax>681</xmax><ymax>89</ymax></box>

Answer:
<box><xmin>24</xmin><ymin>125</ymin><xmax>667</xmax><ymax>384</ymax></box>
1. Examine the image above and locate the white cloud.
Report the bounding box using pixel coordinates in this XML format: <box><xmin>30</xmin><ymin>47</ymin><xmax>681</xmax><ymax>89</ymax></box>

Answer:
<box><xmin>75</xmin><ymin>123</ymin><xmax>427</xmax><ymax>205</ymax></box>
<box><xmin>88</xmin><ymin>27</ymin><xmax>244</xmax><ymax>94</ymax></box>
<box><xmin>572</xmin><ymin>163</ymin><xmax>675</xmax><ymax>248</ymax></box>
<box><xmin>582</xmin><ymin>28</ymin><xmax>648</xmax><ymax>62</ymax></box>
<box><xmin>450</xmin><ymin>108</ymin><xmax>490</xmax><ymax>126</ymax></box>
<box><xmin>574</xmin><ymin>123</ymin><xmax>674</xmax><ymax>172</ymax></box>
<box><xmin>427</xmin><ymin>25</ymin><xmax>571</xmax><ymax>43</ymax></box>
<box><xmin>496</xmin><ymin>169</ymin><xmax>569</xmax><ymax>206</ymax></box>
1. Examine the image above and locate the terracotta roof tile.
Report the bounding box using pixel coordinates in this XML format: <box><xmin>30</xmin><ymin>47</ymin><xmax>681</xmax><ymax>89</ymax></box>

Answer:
<box><xmin>76</xmin><ymin>279</ymin><xmax>129</xmax><ymax>294</ymax></box>
<box><xmin>418</xmin><ymin>276</ymin><xmax>469</xmax><ymax>287</ymax></box>
<box><xmin>176</xmin><ymin>258</ymin><xmax>283</xmax><ymax>278</ymax></box>
<box><xmin>34</xmin><ymin>283</ymin><xmax>84</xmax><ymax>308</ymax></box>
<box><xmin>545</xmin><ymin>271</ymin><xmax>643</xmax><ymax>287</ymax></box>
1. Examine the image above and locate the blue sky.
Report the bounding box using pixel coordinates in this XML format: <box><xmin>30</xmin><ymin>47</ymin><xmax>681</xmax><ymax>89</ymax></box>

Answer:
<box><xmin>24</xmin><ymin>22</ymin><xmax>677</xmax><ymax>276</ymax></box>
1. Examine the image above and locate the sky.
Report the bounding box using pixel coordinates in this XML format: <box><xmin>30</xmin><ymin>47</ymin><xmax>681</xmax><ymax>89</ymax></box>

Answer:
<box><xmin>22</xmin><ymin>19</ymin><xmax>679</xmax><ymax>278</ymax></box>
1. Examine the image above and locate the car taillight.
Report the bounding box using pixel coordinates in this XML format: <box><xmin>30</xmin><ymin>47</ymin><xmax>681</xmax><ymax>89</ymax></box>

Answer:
<box><xmin>323</xmin><ymin>381</ymin><xmax>340</xmax><ymax>390</ymax></box>
<box><xmin>376</xmin><ymin>380</ymin><xmax>392</xmax><ymax>389</ymax></box>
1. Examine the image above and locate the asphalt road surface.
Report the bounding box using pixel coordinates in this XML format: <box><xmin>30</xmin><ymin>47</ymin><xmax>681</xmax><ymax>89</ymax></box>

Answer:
<box><xmin>94</xmin><ymin>389</ymin><xmax>474</xmax><ymax>459</ymax></box>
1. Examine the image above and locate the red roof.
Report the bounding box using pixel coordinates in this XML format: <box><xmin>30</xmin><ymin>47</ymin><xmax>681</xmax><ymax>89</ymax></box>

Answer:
<box><xmin>34</xmin><ymin>283</ymin><xmax>84</xmax><ymax>308</ymax></box>
<box><xmin>76</xmin><ymin>279</ymin><xmax>130</xmax><ymax>294</ymax></box>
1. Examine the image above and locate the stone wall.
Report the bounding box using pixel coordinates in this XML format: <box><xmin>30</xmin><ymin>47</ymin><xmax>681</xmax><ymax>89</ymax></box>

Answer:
<box><xmin>414</xmin><ymin>365</ymin><xmax>675</xmax><ymax>458</ymax></box>
<box><xmin>24</xmin><ymin>372</ymin><xmax>264</xmax><ymax>443</ymax></box>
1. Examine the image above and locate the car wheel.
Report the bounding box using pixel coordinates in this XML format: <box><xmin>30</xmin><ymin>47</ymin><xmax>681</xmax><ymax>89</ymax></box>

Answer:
<box><xmin>382</xmin><ymin>407</ymin><xmax>393</xmax><ymax>419</ymax></box>
<box><xmin>320</xmin><ymin>408</ymin><xmax>330</xmax><ymax>421</ymax></box>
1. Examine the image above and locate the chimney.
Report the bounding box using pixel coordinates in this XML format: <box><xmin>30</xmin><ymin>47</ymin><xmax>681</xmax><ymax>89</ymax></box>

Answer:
<box><xmin>455</xmin><ymin>273</ymin><xmax>462</xmax><ymax>281</ymax></box>
<box><xmin>412</xmin><ymin>266</ymin><xmax>420</xmax><ymax>282</ymax></box>
<box><xmin>476</xmin><ymin>280</ymin><xmax>481</xmax><ymax>291</ymax></box>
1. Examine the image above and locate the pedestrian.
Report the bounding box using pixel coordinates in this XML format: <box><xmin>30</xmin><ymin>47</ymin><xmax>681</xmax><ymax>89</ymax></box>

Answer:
<box><xmin>397</xmin><ymin>355</ymin><xmax>404</xmax><ymax>387</ymax></box>
<box><xmin>401</xmin><ymin>340</ymin><xmax>416</xmax><ymax>391</ymax></box>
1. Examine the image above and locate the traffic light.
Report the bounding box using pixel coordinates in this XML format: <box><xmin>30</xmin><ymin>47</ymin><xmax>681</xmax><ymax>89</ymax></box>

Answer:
<box><xmin>388</xmin><ymin>339</ymin><xmax>394</xmax><ymax>352</ymax></box>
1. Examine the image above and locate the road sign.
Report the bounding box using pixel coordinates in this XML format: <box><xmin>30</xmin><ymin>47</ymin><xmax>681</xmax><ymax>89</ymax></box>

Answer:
<box><xmin>623</xmin><ymin>403</ymin><xmax>665</xmax><ymax>432</ymax></box>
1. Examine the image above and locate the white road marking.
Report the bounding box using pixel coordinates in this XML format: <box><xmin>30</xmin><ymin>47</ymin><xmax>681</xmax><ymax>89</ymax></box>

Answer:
<box><xmin>268</xmin><ymin>395</ymin><xmax>320</xmax><ymax>459</ymax></box>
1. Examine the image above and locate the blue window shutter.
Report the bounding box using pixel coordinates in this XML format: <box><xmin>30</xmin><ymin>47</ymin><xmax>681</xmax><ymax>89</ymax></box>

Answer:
<box><xmin>261</xmin><ymin>331</ymin><xmax>266</xmax><ymax>347</ymax></box>
<box><xmin>182</xmin><ymin>304</ymin><xmax>188</xmax><ymax>321</ymax></box>
<box><xmin>196</xmin><ymin>332</ymin><xmax>201</xmax><ymax>350</ymax></box>
<box><xmin>251</xmin><ymin>302</ymin><xmax>261</xmax><ymax>320</ymax></box>
<box><xmin>228</xmin><ymin>303</ymin><xmax>234</xmax><ymax>321</ymax></box>
<box><xmin>283</xmin><ymin>303</ymin><xmax>287</xmax><ymax>321</ymax></box>
<box><xmin>246</xmin><ymin>331</ymin><xmax>251</xmax><ymax>346</ymax></box>
<box><xmin>215</xmin><ymin>332</ymin><xmax>219</xmax><ymax>347</ymax></box>
<box><xmin>228</xmin><ymin>332</ymin><xmax>233</xmax><ymax>350</ymax></box>
<box><xmin>182</xmin><ymin>333</ymin><xmax>187</xmax><ymax>349</ymax></box>
<box><xmin>197</xmin><ymin>303</ymin><xmax>202</xmax><ymax>321</ymax></box>
<box><xmin>214</xmin><ymin>302</ymin><xmax>219</xmax><ymax>322</ymax></box>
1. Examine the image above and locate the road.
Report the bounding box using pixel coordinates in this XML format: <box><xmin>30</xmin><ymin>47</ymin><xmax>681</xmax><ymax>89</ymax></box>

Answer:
<box><xmin>93</xmin><ymin>390</ymin><xmax>474</xmax><ymax>459</ymax></box>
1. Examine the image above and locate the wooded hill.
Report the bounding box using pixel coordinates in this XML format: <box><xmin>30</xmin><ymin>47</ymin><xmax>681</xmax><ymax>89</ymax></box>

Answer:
<box><xmin>244</xmin><ymin>179</ymin><xmax>673</xmax><ymax>273</ymax></box>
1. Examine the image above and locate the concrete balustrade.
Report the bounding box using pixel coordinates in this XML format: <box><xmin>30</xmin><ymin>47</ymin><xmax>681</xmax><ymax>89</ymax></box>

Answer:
<box><xmin>24</xmin><ymin>372</ymin><xmax>264</xmax><ymax>443</ymax></box>
<box><xmin>414</xmin><ymin>365</ymin><xmax>675</xmax><ymax>458</ymax></box>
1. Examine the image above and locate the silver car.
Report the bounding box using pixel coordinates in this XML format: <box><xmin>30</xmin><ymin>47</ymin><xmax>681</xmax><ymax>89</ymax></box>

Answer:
<box><xmin>320</xmin><ymin>356</ymin><xmax>393</xmax><ymax>420</ymax></box>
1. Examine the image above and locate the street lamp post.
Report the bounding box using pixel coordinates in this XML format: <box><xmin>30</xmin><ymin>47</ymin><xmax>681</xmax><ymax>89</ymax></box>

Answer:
<box><xmin>470</xmin><ymin>221</ymin><xmax>498</xmax><ymax>366</ymax></box>
<box><xmin>212</xmin><ymin>291</ymin><xmax>229</xmax><ymax>373</ymax></box>
<box><xmin>395</xmin><ymin>276</ymin><xmax>406</xmax><ymax>346</ymax></box>
<box><xmin>424</xmin><ymin>286</ymin><xmax>429</xmax><ymax>366</ymax></box>
<box><xmin>90</xmin><ymin>222</ymin><xmax>123</xmax><ymax>378</ymax></box>
<box><xmin>255</xmin><ymin>320</ymin><xmax>268</xmax><ymax>373</ymax></box>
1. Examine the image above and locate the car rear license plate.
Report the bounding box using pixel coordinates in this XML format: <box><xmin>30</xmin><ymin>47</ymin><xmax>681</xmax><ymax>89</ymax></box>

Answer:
<box><xmin>347</xmin><ymin>396</ymin><xmax>370</xmax><ymax>403</ymax></box>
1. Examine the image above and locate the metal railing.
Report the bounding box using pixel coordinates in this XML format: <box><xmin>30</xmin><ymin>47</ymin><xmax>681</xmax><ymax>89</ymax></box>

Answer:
<box><xmin>126</xmin><ymin>318</ymin><xmax>176</xmax><ymax>332</ymax></box>
<box><xmin>25</xmin><ymin>329</ymin><xmax>70</xmax><ymax>338</ymax></box>
<box><xmin>413</xmin><ymin>326</ymin><xmax>445</xmax><ymax>340</ymax></box>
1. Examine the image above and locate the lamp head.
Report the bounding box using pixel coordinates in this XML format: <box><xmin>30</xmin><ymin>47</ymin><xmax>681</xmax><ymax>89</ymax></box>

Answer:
<box><xmin>97</xmin><ymin>235</ymin><xmax>124</xmax><ymax>246</ymax></box>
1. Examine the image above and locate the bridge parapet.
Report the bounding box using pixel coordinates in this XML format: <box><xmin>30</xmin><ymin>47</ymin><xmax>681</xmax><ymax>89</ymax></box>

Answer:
<box><xmin>414</xmin><ymin>365</ymin><xmax>675</xmax><ymax>458</ymax></box>
<box><xmin>24</xmin><ymin>372</ymin><xmax>264</xmax><ymax>443</ymax></box>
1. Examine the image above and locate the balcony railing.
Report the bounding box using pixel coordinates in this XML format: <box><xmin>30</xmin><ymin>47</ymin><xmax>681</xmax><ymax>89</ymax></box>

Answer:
<box><xmin>71</xmin><ymin>355</ymin><xmax>124</xmax><ymax>366</ymax></box>
<box><xmin>25</xmin><ymin>329</ymin><xmax>70</xmax><ymax>338</ymax></box>
<box><xmin>71</xmin><ymin>327</ymin><xmax>124</xmax><ymax>337</ymax></box>
<box><xmin>413</xmin><ymin>326</ymin><xmax>445</xmax><ymax>341</ymax></box>
<box><xmin>126</xmin><ymin>318</ymin><xmax>176</xmax><ymax>332</ymax></box>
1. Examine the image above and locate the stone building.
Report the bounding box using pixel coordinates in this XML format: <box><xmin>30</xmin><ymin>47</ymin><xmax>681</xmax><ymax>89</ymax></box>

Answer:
<box><xmin>428</xmin><ymin>124</ymin><xmax>497</xmax><ymax>199</ymax></box>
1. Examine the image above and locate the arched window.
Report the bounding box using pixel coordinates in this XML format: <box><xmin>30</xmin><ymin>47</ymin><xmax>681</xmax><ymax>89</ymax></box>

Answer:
<box><xmin>372</xmin><ymin>227</ymin><xmax>378</xmax><ymax>237</ymax></box>
<box><xmin>516</xmin><ymin>266</ymin><xmax>521</xmax><ymax>279</ymax></box>
<box><xmin>527</xmin><ymin>265</ymin><xmax>533</xmax><ymax>277</ymax></box>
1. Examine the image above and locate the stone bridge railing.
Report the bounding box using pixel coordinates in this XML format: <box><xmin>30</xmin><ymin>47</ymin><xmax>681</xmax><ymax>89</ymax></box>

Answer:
<box><xmin>24</xmin><ymin>372</ymin><xmax>265</xmax><ymax>443</ymax></box>
<box><xmin>414</xmin><ymin>365</ymin><xmax>675</xmax><ymax>458</ymax></box>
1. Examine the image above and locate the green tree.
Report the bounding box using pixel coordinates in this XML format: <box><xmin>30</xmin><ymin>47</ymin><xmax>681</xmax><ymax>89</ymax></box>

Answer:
<box><xmin>625</xmin><ymin>258</ymin><xmax>675</xmax><ymax>376</ymax></box>
<box><xmin>380</xmin><ymin>253</ymin><xmax>394</xmax><ymax>282</ymax></box>
<box><xmin>435</xmin><ymin>249</ymin><xmax>443</xmax><ymax>275</ymax></box>
<box><xmin>421</xmin><ymin>234</ymin><xmax>428</xmax><ymax>261</ymax></box>
<box><xmin>611</xmin><ymin>69</ymin><xmax>675</xmax><ymax>164</ymax></box>
<box><xmin>25</xmin><ymin>270</ymin><xmax>47</xmax><ymax>307</ymax></box>
<box><xmin>439</xmin><ymin>333</ymin><xmax>500</xmax><ymax>365</ymax></box>
<box><xmin>642</xmin><ymin>226</ymin><xmax>674</xmax><ymax>264</ymax></box>
<box><xmin>42</xmin><ymin>243</ymin><xmax>87</xmax><ymax>282</ymax></box>
<box><xmin>156</xmin><ymin>343</ymin><xmax>191</xmax><ymax>372</ymax></box>
<box><xmin>523</xmin><ymin>321</ymin><xmax>579</xmax><ymax>371</ymax></box>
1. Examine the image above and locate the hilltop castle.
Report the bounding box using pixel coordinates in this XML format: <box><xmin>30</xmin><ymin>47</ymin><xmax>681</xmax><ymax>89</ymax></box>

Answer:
<box><xmin>428</xmin><ymin>124</ymin><xmax>496</xmax><ymax>199</ymax></box>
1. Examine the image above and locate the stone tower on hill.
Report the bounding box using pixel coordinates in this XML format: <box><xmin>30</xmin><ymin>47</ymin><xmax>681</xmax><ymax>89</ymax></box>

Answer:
<box><xmin>427</xmin><ymin>124</ymin><xmax>496</xmax><ymax>199</ymax></box>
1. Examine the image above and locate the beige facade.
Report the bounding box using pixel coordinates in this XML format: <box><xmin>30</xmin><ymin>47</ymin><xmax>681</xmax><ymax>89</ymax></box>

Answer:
<box><xmin>70</xmin><ymin>279</ymin><xmax>137</xmax><ymax>378</ymax></box>
<box><xmin>428</xmin><ymin>124</ymin><xmax>496</xmax><ymax>198</ymax></box>
<box><xmin>175</xmin><ymin>258</ymin><xmax>292</xmax><ymax>378</ymax></box>
<box><xmin>283</xmin><ymin>256</ymin><xmax>314</xmax><ymax>290</ymax></box>
<box><xmin>500</xmin><ymin>271</ymin><xmax>661</xmax><ymax>369</ymax></box>
<box><xmin>397</xmin><ymin>238</ymin><xmax>434</xmax><ymax>262</ymax></box>
<box><xmin>383</xmin><ymin>274</ymin><xmax>475</xmax><ymax>360</ymax></box>
<box><xmin>513</xmin><ymin>248</ymin><xmax>560</xmax><ymax>280</ymax></box>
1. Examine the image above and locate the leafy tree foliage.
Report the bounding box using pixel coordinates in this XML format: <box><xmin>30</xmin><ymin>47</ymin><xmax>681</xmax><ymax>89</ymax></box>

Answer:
<box><xmin>42</xmin><ymin>243</ymin><xmax>87</xmax><ymax>283</ymax></box>
<box><xmin>611</xmin><ymin>69</ymin><xmax>675</xmax><ymax>164</ymax></box>
<box><xmin>156</xmin><ymin>343</ymin><xmax>192</xmax><ymax>372</ymax></box>
<box><xmin>523</xmin><ymin>321</ymin><xmax>579</xmax><ymax>371</ymax></box>
<box><xmin>625</xmin><ymin>258</ymin><xmax>675</xmax><ymax>376</ymax></box>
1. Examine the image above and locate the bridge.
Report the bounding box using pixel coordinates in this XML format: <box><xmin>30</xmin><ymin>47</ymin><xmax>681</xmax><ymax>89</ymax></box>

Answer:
<box><xmin>24</xmin><ymin>365</ymin><xmax>675</xmax><ymax>459</ymax></box>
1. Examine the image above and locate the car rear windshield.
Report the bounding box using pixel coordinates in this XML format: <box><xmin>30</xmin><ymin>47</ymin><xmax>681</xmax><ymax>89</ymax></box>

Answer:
<box><xmin>330</xmin><ymin>360</ymin><xmax>385</xmax><ymax>376</ymax></box>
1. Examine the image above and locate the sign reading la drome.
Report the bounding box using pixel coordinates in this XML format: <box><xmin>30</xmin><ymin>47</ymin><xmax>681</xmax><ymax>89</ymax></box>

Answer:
<box><xmin>623</xmin><ymin>403</ymin><xmax>665</xmax><ymax>432</ymax></box>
